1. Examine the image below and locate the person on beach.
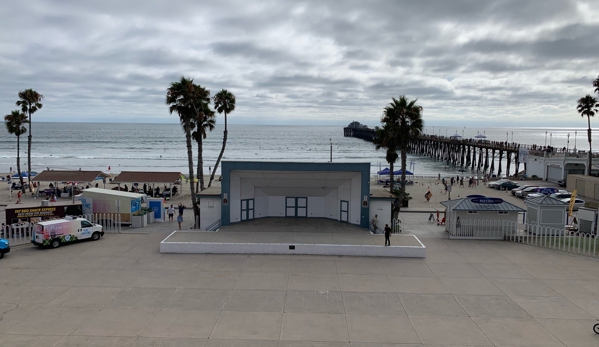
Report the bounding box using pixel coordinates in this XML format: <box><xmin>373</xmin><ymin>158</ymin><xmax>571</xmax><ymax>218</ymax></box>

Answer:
<box><xmin>384</xmin><ymin>224</ymin><xmax>391</xmax><ymax>246</ymax></box>
<box><xmin>177</xmin><ymin>213</ymin><xmax>183</xmax><ymax>230</ymax></box>
<box><xmin>425</xmin><ymin>189</ymin><xmax>432</xmax><ymax>202</ymax></box>
<box><xmin>168</xmin><ymin>204</ymin><xmax>175</xmax><ymax>221</ymax></box>
<box><xmin>178</xmin><ymin>203</ymin><xmax>186</xmax><ymax>216</ymax></box>
<box><xmin>371</xmin><ymin>214</ymin><xmax>378</xmax><ymax>232</ymax></box>
<box><xmin>16</xmin><ymin>191</ymin><xmax>22</xmax><ymax>204</ymax></box>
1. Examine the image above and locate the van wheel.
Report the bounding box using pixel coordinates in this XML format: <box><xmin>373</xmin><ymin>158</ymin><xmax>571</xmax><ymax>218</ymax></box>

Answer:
<box><xmin>91</xmin><ymin>232</ymin><xmax>100</xmax><ymax>241</ymax></box>
<box><xmin>0</xmin><ymin>252</ymin><xmax>4</xmax><ymax>259</ymax></box>
<box><xmin>51</xmin><ymin>239</ymin><xmax>61</xmax><ymax>249</ymax></box>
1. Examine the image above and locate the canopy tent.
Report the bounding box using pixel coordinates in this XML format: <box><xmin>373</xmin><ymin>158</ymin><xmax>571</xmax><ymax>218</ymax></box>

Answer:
<box><xmin>33</xmin><ymin>170</ymin><xmax>104</xmax><ymax>183</ymax></box>
<box><xmin>475</xmin><ymin>133</ymin><xmax>487</xmax><ymax>139</ymax></box>
<box><xmin>12</xmin><ymin>171</ymin><xmax>38</xmax><ymax>178</ymax></box>
<box><xmin>377</xmin><ymin>168</ymin><xmax>391</xmax><ymax>175</ymax></box>
<box><xmin>112</xmin><ymin>171</ymin><xmax>183</xmax><ymax>199</ymax></box>
<box><xmin>449</xmin><ymin>133</ymin><xmax>462</xmax><ymax>138</ymax></box>
<box><xmin>393</xmin><ymin>169</ymin><xmax>414</xmax><ymax>175</ymax></box>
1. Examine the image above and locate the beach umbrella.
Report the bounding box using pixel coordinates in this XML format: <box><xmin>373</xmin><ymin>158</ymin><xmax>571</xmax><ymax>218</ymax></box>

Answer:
<box><xmin>393</xmin><ymin>169</ymin><xmax>414</xmax><ymax>175</ymax></box>
<box><xmin>377</xmin><ymin>168</ymin><xmax>391</xmax><ymax>175</ymax></box>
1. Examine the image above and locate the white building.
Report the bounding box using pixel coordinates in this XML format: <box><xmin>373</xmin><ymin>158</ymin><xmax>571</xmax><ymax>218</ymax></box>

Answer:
<box><xmin>198</xmin><ymin>161</ymin><xmax>377</xmax><ymax>230</ymax></box>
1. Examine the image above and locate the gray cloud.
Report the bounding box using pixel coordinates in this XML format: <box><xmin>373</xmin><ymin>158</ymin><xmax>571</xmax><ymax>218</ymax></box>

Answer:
<box><xmin>0</xmin><ymin>0</ymin><xmax>598</xmax><ymax>126</ymax></box>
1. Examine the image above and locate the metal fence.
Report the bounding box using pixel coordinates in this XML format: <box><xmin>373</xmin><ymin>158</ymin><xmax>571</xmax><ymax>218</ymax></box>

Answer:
<box><xmin>1</xmin><ymin>213</ymin><xmax>122</xmax><ymax>247</ymax></box>
<box><xmin>447</xmin><ymin>218</ymin><xmax>598</xmax><ymax>259</ymax></box>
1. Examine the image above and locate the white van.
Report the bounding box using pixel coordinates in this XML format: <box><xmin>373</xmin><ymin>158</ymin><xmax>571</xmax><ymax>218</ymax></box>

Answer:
<box><xmin>32</xmin><ymin>216</ymin><xmax>104</xmax><ymax>248</ymax></box>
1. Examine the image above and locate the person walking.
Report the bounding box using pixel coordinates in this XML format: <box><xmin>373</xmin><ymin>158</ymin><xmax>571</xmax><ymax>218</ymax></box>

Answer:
<box><xmin>167</xmin><ymin>204</ymin><xmax>175</xmax><ymax>221</ymax></box>
<box><xmin>178</xmin><ymin>203</ymin><xmax>186</xmax><ymax>216</ymax></box>
<box><xmin>371</xmin><ymin>214</ymin><xmax>379</xmax><ymax>232</ymax></box>
<box><xmin>384</xmin><ymin>224</ymin><xmax>391</xmax><ymax>246</ymax></box>
<box><xmin>16</xmin><ymin>191</ymin><xmax>22</xmax><ymax>204</ymax></box>
<box><xmin>177</xmin><ymin>213</ymin><xmax>183</xmax><ymax>230</ymax></box>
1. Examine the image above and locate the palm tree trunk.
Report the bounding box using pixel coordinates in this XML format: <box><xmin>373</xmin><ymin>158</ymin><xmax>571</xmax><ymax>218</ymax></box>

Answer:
<box><xmin>197</xmin><ymin>135</ymin><xmax>205</xmax><ymax>191</ymax></box>
<box><xmin>400</xmin><ymin>148</ymin><xmax>407</xmax><ymax>191</ymax></box>
<box><xmin>208</xmin><ymin>112</ymin><xmax>227</xmax><ymax>188</ymax></box>
<box><xmin>588</xmin><ymin>116</ymin><xmax>592</xmax><ymax>176</ymax></box>
<box><xmin>389</xmin><ymin>161</ymin><xmax>394</xmax><ymax>192</ymax></box>
<box><xmin>185</xmin><ymin>124</ymin><xmax>199</xmax><ymax>226</ymax></box>
<box><xmin>27</xmin><ymin>109</ymin><xmax>32</xmax><ymax>192</ymax></box>
<box><xmin>17</xmin><ymin>135</ymin><xmax>24</xmax><ymax>193</ymax></box>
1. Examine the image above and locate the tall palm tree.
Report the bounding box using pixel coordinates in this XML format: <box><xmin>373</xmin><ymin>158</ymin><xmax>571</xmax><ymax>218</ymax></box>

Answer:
<box><xmin>374</xmin><ymin>124</ymin><xmax>399</xmax><ymax>191</ymax></box>
<box><xmin>189</xmin><ymin>86</ymin><xmax>211</xmax><ymax>192</ymax></box>
<box><xmin>593</xmin><ymin>74</ymin><xmax>599</xmax><ymax>95</ymax></box>
<box><xmin>4</xmin><ymin>110</ymin><xmax>28</xmax><ymax>193</ymax></box>
<box><xmin>16</xmin><ymin>89</ymin><xmax>43</xmax><ymax>192</ymax></box>
<box><xmin>383</xmin><ymin>96</ymin><xmax>424</xmax><ymax>194</ymax></box>
<box><xmin>577</xmin><ymin>95</ymin><xmax>598</xmax><ymax>175</ymax></box>
<box><xmin>166</xmin><ymin>77</ymin><xmax>201</xmax><ymax>225</ymax></box>
<box><xmin>192</xmin><ymin>103</ymin><xmax>215</xmax><ymax>193</ymax></box>
<box><xmin>209</xmin><ymin>89</ymin><xmax>236</xmax><ymax>188</ymax></box>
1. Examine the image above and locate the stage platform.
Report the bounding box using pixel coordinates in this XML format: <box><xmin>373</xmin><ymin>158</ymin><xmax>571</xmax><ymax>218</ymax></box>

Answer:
<box><xmin>160</xmin><ymin>230</ymin><xmax>426</xmax><ymax>257</ymax></box>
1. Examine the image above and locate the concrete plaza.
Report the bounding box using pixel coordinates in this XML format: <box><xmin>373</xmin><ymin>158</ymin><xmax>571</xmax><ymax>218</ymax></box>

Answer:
<box><xmin>1</xmin><ymin>216</ymin><xmax>599</xmax><ymax>346</ymax></box>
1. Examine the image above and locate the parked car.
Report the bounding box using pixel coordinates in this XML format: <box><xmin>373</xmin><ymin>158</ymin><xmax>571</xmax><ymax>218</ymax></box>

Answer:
<box><xmin>517</xmin><ymin>186</ymin><xmax>541</xmax><ymax>198</ymax></box>
<box><xmin>557</xmin><ymin>180</ymin><xmax>566</xmax><ymax>187</ymax></box>
<box><xmin>511</xmin><ymin>185</ymin><xmax>537</xmax><ymax>196</ymax></box>
<box><xmin>488</xmin><ymin>179</ymin><xmax>510</xmax><ymax>188</ymax></box>
<box><xmin>526</xmin><ymin>193</ymin><xmax>544</xmax><ymax>199</ymax></box>
<box><xmin>496</xmin><ymin>181</ymin><xmax>519</xmax><ymax>190</ymax></box>
<box><xmin>0</xmin><ymin>238</ymin><xmax>9</xmax><ymax>259</ymax></box>
<box><xmin>549</xmin><ymin>192</ymin><xmax>572</xmax><ymax>200</ymax></box>
<box><xmin>560</xmin><ymin>198</ymin><xmax>585</xmax><ymax>211</ymax></box>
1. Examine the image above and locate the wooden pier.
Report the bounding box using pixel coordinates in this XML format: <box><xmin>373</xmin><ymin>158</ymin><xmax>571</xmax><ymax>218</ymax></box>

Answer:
<box><xmin>344</xmin><ymin>123</ymin><xmax>522</xmax><ymax>177</ymax></box>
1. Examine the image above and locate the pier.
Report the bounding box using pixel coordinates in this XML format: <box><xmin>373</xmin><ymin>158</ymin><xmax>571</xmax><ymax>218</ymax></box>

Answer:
<box><xmin>344</xmin><ymin>122</ymin><xmax>522</xmax><ymax>177</ymax></box>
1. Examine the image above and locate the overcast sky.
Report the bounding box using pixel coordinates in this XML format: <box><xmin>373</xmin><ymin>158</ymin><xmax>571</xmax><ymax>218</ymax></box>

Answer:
<box><xmin>1</xmin><ymin>0</ymin><xmax>598</xmax><ymax>127</ymax></box>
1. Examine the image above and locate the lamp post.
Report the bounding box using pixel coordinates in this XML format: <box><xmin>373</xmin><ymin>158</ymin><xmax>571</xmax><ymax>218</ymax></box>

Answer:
<box><xmin>329</xmin><ymin>138</ymin><xmax>332</xmax><ymax>162</ymax></box>
<box><xmin>545</xmin><ymin>130</ymin><xmax>548</xmax><ymax>147</ymax></box>
<box><xmin>574</xmin><ymin>130</ymin><xmax>577</xmax><ymax>152</ymax></box>
<box><xmin>506</xmin><ymin>132</ymin><xmax>508</xmax><ymax>142</ymax></box>
<box><xmin>511</xmin><ymin>132</ymin><xmax>514</xmax><ymax>142</ymax></box>
<box><xmin>567</xmin><ymin>133</ymin><xmax>570</xmax><ymax>155</ymax></box>
<box><xmin>550</xmin><ymin>133</ymin><xmax>552</xmax><ymax>146</ymax></box>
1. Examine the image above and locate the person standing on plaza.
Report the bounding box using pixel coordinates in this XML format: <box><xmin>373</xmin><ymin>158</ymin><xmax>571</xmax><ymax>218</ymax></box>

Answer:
<box><xmin>371</xmin><ymin>214</ymin><xmax>379</xmax><ymax>232</ymax></box>
<box><xmin>168</xmin><ymin>204</ymin><xmax>175</xmax><ymax>221</ymax></box>
<box><xmin>177</xmin><ymin>213</ymin><xmax>183</xmax><ymax>230</ymax></box>
<box><xmin>178</xmin><ymin>203</ymin><xmax>186</xmax><ymax>216</ymax></box>
<box><xmin>384</xmin><ymin>224</ymin><xmax>391</xmax><ymax>246</ymax></box>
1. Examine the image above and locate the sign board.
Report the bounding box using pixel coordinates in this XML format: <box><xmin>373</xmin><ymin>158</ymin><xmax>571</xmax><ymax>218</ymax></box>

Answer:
<box><xmin>518</xmin><ymin>147</ymin><xmax>529</xmax><ymax>162</ymax></box>
<box><xmin>470</xmin><ymin>198</ymin><xmax>504</xmax><ymax>204</ymax></box>
<box><xmin>5</xmin><ymin>203</ymin><xmax>83</xmax><ymax>224</ymax></box>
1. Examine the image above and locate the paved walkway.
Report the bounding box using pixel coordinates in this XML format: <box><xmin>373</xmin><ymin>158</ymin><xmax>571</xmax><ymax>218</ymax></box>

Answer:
<box><xmin>1</xmin><ymin>219</ymin><xmax>599</xmax><ymax>346</ymax></box>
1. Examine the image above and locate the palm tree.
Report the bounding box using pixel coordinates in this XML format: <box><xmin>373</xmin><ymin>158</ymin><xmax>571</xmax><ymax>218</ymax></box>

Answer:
<box><xmin>188</xmin><ymin>86</ymin><xmax>211</xmax><ymax>192</ymax></box>
<box><xmin>577</xmin><ymin>95</ymin><xmax>598</xmax><ymax>175</ymax></box>
<box><xmin>374</xmin><ymin>124</ymin><xmax>399</xmax><ymax>191</ymax></box>
<box><xmin>4</xmin><ymin>110</ymin><xmax>28</xmax><ymax>193</ymax></box>
<box><xmin>192</xmin><ymin>103</ymin><xmax>215</xmax><ymax>193</ymax></box>
<box><xmin>209</xmin><ymin>89</ymin><xmax>236</xmax><ymax>188</ymax></box>
<box><xmin>593</xmin><ymin>74</ymin><xmax>599</xmax><ymax>95</ymax></box>
<box><xmin>383</xmin><ymin>96</ymin><xmax>424</xmax><ymax>195</ymax></box>
<box><xmin>166</xmin><ymin>77</ymin><xmax>201</xmax><ymax>225</ymax></box>
<box><xmin>16</xmin><ymin>89</ymin><xmax>43</xmax><ymax>192</ymax></box>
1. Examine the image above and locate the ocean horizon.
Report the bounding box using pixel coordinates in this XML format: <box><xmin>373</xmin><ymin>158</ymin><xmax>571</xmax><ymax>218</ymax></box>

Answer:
<box><xmin>1</xmin><ymin>122</ymin><xmax>598</xmax><ymax>177</ymax></box>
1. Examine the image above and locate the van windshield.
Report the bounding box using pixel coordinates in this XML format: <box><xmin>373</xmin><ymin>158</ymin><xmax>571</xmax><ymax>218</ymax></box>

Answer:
<box><xmin>81</xmin><ymin>221</ymin><xmax>93</xmax><ymax>228</ymax></box>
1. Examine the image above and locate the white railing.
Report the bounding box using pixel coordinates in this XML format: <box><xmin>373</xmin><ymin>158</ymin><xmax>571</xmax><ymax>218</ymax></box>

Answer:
<box><xmin>392</xmin><ymin>218</ymin><xmax>402</xmax><ymax>233</ymax></box>
<box><xmin>1</xmin><ymin>213</ymin><xmax>122</xmax><ymax>247</ymax></box>
<box><xmin>447</xmin><ymin>218</ymin><xmax>598</xmax><ymax>259</ymax></box>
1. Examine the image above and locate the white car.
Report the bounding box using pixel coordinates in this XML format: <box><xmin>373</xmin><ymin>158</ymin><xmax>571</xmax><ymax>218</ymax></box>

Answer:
<box><xmin>560</xmin><ymin>198</ymin><xmax>585</xmax><ymax>211</ymax></box>
<box><xmin>550</xmin><ymin>192</ymin><xmax>571</xmax><ymax>200</ymax></box>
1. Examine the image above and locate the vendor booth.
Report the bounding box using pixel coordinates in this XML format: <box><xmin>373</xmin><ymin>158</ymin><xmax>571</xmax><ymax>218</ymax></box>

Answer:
<box><xmin>524</xmin><ymin>195</ymin><xmax>568</xmax><ymax>235</ymax></box>
<box><xmin>441</xmin><ymin>195</ymin><xmax>525</xmax><ymax>239</ymax></box>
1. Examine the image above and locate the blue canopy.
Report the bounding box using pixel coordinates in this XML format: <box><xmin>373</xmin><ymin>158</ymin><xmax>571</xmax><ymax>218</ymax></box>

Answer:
<box><xmin>12</xmin><ymin>171</ymin><xmax>29</xmax><ymax>178</ymax></box>
<box><xmin>393</xmin><ymin>169</ymin><xmax>414</xmax><ymax>175</ymax></box>
<box><xmin>377</xmin><ymin>168</ymin><xmax>390</xmax><ymax>175</ymax></box>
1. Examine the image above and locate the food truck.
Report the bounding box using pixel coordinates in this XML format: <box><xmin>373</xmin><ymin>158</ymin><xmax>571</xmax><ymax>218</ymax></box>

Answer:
<box><xmin>31</xmin><ymin>216</ymin><xmax>104</xmax><ymax>248</ymax></box>
<box><xmin>78</xmin><ymin>188</ymin><xmax>147</xmax><ymax>224</ymax></box>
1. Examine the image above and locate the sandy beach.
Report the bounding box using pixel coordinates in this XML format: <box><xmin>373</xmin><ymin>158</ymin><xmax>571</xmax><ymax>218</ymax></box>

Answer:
<box><xmin>1</xmin><ymin>172</ymin><xmax>533</xmax><ymax>225</ymax></box>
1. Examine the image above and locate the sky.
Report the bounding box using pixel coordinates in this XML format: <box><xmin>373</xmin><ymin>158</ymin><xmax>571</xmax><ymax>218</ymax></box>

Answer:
<box><xmin>1</xmin><ymin>0</ymin><xmax>598</xmax><ymax>127</ymax></box>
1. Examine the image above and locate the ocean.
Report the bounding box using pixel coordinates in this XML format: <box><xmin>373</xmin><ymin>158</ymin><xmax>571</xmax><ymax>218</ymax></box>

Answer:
<box><xmin>0</xmin><ymin>123</ymin><xmax>597</xmax><ymax>178</ymax></box>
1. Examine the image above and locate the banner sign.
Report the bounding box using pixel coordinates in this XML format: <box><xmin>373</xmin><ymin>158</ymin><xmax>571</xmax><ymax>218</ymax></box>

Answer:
<box><xmin>470</xmin><ymin>198</ymin><xmax>504</xmax><ymax>204</ymax></box>
<box><xmin>13</xmin><ymin>207</ymin><xmax>57</xmax><ymax>218</ymax></box>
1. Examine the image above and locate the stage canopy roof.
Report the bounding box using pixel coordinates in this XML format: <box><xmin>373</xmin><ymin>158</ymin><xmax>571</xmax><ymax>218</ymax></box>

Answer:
<box><xmin>112</xmin><ymin>171</ymin><xmax>182</xmax><ymax>184</ymax></box>
<box><xmin>33</xmin><ymin>170</ymin><xmax>106</xmax><ymax>183</ymax></box>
